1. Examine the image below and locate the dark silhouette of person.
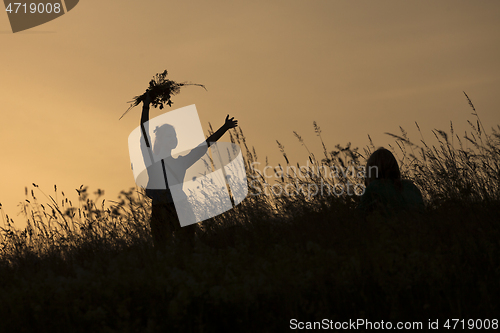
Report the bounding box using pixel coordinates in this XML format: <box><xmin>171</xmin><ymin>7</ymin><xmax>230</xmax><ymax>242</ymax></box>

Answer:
<box><xmin>140</xmin><ymin>91</ymin><xmax>238</xmax><ymax>248</ymax></box>
<box><xmin>358</xmin><ymin>147</ymin><xmax>424</xmax><ymax>215</ymax></box>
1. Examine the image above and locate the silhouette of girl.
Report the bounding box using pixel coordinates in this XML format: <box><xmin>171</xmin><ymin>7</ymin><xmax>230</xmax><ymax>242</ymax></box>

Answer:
<box><xmin>140</xmin><ymin>92</ymin><xmax>238</xmax><ymax>248</ymax></box>
<box><xmin>358</xmin><ymin>147</ymin><xmax>424</xmax><ymax>215</ymax></box>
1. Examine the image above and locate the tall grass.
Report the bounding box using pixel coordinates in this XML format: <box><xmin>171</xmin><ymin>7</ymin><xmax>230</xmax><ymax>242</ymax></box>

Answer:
<box><xmin>0</xmin><ymin>185</ymin><xmax>151</xmax><ymax>266</ymax></box>
<box><xmin>0</xmin><ymin>94</ymin><xmax>498</xmax><ymax>332</ymax></box>
<box><xmin>385</xmin><ymin>92</ymin><xmax>500</xmax><ymax>206</ymax></box>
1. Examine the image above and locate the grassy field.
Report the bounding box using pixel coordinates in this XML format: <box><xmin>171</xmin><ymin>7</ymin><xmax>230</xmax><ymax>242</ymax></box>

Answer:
<box><xmin>1</xmin><ymin>96</ymin><xmax>499</xmax><ymax>332</ymax></box>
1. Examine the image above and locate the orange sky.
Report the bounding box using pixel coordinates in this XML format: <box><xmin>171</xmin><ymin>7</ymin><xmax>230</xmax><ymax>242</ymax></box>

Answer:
<box><xmin>1</xmin><ymin>0</ymin><xmax>500</xmax><ymax>226</ymax></box>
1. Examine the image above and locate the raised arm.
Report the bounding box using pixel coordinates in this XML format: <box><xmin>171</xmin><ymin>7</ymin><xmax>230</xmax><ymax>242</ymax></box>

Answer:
<box><xmin>175</xmin><ymin>115</ymin><xmax>238</xmax><ymax>172</ymax></box>
<box><xmin>206</xmin><ymin>115</ymin><xmax>238</xmax><ymax>147</ymax></box>
<box><xmin>140</xmin><ymin>92</ymin><xmax>152</xmax><ymax>147</ymax></box>
<box><xmin>139</xmin><ymin>92</ymin><xmax>157</xmax><ymax>186</ymax></box>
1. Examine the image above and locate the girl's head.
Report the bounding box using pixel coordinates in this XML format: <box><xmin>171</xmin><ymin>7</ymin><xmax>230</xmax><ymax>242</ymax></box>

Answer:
<box><xmin>365</xmin><ymin>147</ymin><xmax>401</xmax><ymax>186</ymax></box>
<box><xmin>153</xmin><ymin>124</ymin><xmax>177</xmax><ymax>155</ymax></box>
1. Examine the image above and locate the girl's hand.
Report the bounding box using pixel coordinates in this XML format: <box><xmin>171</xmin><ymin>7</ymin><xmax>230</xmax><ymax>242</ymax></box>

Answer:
<box><xmin>224</xmin><ymin>115</ymin><xmax>238</xmax><ymax>129</ymax></box>
<box><xmin>143</xmin><ymin>91</ymin><xmax>152</xmax><ymax>105</ymax></box>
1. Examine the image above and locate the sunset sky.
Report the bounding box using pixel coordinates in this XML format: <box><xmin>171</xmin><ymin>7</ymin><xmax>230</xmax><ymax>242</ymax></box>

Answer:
<box><xmin>1</xmin><ymin>0</ymin><xmax>500</xmax><ymax>225</ymax></box>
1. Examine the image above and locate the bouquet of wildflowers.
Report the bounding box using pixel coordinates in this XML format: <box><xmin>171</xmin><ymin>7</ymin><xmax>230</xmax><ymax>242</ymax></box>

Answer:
<box><xmin>119</xmin><ymin>70</ymin><xmax>206</xmax><ymax>119</ymax></box>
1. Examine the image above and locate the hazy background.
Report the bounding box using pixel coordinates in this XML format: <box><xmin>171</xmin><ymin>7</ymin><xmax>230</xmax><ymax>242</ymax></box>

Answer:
<box><xmin>1</xmin><ymin>0</ymin><xmax>499</xmax><ymax>226</ymax></box>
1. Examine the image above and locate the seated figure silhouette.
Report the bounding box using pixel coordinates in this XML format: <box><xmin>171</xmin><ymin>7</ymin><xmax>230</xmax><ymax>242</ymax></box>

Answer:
<box><xmin>358</xmin><ymin>147</ymin><xmax>424</xmax><ymax>215</ymax></box>
<box><xmin>140</xmin><ymin>92</ymin><xmax>238</xmax><ymax>248</ymax></box>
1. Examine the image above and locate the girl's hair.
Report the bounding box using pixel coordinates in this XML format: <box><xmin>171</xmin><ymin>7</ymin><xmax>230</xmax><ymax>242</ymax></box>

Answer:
<box><xmin>365</xmin><ymin>147</ymin><xmax>402</xmax><ymax>189</ymax></box>
<box><xmin>154</xmin><ymin>123</ymin><xmax>175</xmax><ymax>136</ymax></box>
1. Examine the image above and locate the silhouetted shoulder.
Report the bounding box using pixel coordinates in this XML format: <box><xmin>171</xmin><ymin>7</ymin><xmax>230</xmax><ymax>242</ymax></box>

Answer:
<box><xmin>358</xmin><ymin>179</ymin><xmax>424</xmax><ymax>215</ymax></box>
<box><xmin>401</xmin><ymin>180</ymin><xmax>425</xmax><ymax>212</ymax></box>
